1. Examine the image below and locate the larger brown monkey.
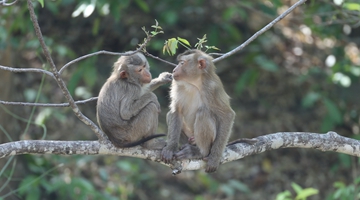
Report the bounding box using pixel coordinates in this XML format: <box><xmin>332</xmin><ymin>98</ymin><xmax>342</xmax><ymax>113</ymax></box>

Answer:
<box><xmin>161</xmin><ymin>49</ymin><xmax>236</xmax><ymax>173</ymax></box>
<box><xmin>97</xmin><ymin>52</ymin><xmax>172</xmax><ymax>149</ymax></box>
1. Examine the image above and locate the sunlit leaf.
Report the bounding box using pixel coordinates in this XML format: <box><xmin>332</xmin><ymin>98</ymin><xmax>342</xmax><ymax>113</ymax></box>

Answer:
<box><xmin>177</xmin><ymin>37</ymin><xmax>191</xmax><ymax>46</ymax></box>
<box><xmin>291</xmin><ymin>182</ymin><xmax>303</xmax><ymax>194</ymax></box>
<box><xmin>72</xmin><ymin>3</ymin><xmax>87</xmax><ymax>18</ymax></box>
<box><xmin>295</xmin><ymin>188</ymin><xmax>319</xmax><ymax>200</ymax></box>
<box><xmin>333</xmin><ymin>181</ymin><xmax>346</xmax><ymax>188</ymax></box>
<box><xmin>37</xmin><ymin>0</ymin><xmax>44</xmax><ymax>8</ymax></box>
<box><xmin>343</xmin><ymin>3</ymin><xmax>360</xmax><ymax>11</ymax></box>
<box><xmin>83</xmin><ymin>1</ymin><xmax>95</xmax><ymax>18</ymax></box>
<box><xmin>275</xmin><ymin>190</ymin><xmax>292</xmax><ymax>200</ymax></box>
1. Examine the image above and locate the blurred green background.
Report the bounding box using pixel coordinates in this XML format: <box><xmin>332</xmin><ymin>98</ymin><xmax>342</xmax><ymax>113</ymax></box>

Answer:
<box><xmin>0</xmin><ymin>0</ymin><xmax>360</xmax><ymax>199</ymax></box>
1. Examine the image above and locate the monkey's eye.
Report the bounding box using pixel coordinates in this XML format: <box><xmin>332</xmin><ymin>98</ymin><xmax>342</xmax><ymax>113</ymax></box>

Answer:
<box><xmin>138</xmin><ymin>68</ymin><xmax>143</xmax><ymax>72</ymax></box>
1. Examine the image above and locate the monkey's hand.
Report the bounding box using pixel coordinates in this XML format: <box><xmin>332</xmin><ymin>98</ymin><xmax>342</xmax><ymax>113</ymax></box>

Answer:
<box><xmin>149</xmin><ymin>72</ymin><xmax>172</xmax><ymax>91</ymax></box>
<box><xmin>161</xmin><ymin>145</ymin><xmax>177</xmax><ymax>164</ymax></box>
<box><xmin>157</xmin><ymin>72</ymin><xmax>173</xmax><ymax>84</ymax></box>
<box><xmin>203</xmin><ymin>156</ymin><xmax>220</xmax><ymax>173</ymax></box>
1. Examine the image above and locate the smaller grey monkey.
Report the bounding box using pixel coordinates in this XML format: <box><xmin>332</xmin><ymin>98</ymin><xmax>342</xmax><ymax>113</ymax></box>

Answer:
<box><xmin>97</xmin><ymin>52</ymin><xmax>172</xmax><ymax>149</ymax></box>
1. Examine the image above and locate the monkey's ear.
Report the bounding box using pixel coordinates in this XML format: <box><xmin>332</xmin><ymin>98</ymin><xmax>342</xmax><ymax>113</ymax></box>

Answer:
<box><xmin>119</xmin><ymin>70</ymin><xmax>128</xmax><ymax>79</ymax></box>
<box><xmin>198</xmin><ymin>58</ymin><xmax>207</xmax><ymax>69</ymax></box>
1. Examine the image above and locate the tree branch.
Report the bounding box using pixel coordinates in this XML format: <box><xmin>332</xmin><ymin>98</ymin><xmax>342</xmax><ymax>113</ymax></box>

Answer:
<box><xmin>0</xmin><ymin>0</ymin><xmax>17</xmax><ymax>6</ymax></box>
<box><xmin>1</xmin><ymin>131</ymin><xmax>359</xmax><ymax>175</ymax></box>
<box><xmin>0</xmin><ymin>97</ymin><xmax>98</xmax><ymax>107</ymax></box>
<box><xmin>0</xmin><ymin>65</ymin><xmax>54</xmax><ymax>78</ymax></box>
<box><xmin>213</xmin><ymin>0</ymin><xmax>308</xmax><ymax>63</ymax></box>
<box><xmin>26</xmin><ymin>0</ymin><xmax>106</xmax><ymax>142</ymax></box>
<box><xmin>143</xmin><ymin>52</ymin><xmax>176</xmax><ymax>67</ymax></box>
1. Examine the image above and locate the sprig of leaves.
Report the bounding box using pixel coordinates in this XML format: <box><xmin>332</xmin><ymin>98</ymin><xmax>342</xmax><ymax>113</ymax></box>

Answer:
<box><xmin>163</xmin><ymin>34</ymin><xmax>220</xmax><ymax>56</ymax></box>
<box><xmin>139</xmin><ymin>19</ymin><xmax>164</xmax><ymax>51</ymax></box>
<box><xmin>163</xmin><ymin>37</ymin><xmax>191</xmax><ymax>56</ymax></box>
<box><xmin>195</xmin><ymin>34</ymin><xmax>220</xmax><ymax>52</ymax></box>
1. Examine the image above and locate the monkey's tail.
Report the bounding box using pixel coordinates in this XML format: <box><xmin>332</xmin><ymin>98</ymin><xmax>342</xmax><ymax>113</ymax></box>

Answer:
<box><xmin>227</xmin><ymin>138</ymin><xmax>258</xmax><ymax>146</ymax></box>
<box><xmin>112</xmin><ymin>134</ymin><xmax>166</xmax><ymax>148</ymax></box>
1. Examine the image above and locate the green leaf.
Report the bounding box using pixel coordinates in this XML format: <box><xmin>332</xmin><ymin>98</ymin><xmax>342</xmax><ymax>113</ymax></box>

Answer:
<box><xmin>295</xmin><ymin>188</ymin><xmax>319</xmax><ymax>199</ymax></box>
<box><xmin>275</xmin><ymin>190</ymin><xmax>292</xmax><ymax>200</ymax></box>
<box><xmin>177</xmin><ymin>37</ymin><xmax>191</xmax><ymax>46</ymax></box>
<box><xmin>302</xmin><ymin>92</ymin><xmax>321</xmax><ymax>108</ymax></box>
<box><xmin>168</xmin><ymin>38</ymin><xmax>178</xmax><ymax>55</ymax></box>
<box><xmin>254</xmin><ymin>56</ymin><xmax>279</xmax><ymax>72</ymax></box>
<box><xmin>323</xmin><ymin>97</ymin><xmax>342</xmax><ymax>124</ymax></box>
<box><xmin>235</xmin><ymin>69</ymin><xmax>258</xmax><ymax>94</ymax></box>
<box><xmin>333</xmin><ymin>181</ymin><xmax>346</xmax><ymax>188</ymax></box>
<box><xmin>228</xmin><ymin>180</ymin><xmax>250</xmax><ymax>193</ymax></box>
<box><xmin>37</xmin><ymin>0</ymin><xmax>44</xmax><ymax>8</ymax></box>
<box><xmin>19</xmin><ymin>175</ymin><xmax>39</xmax><ymax>195</ymax></box>
<box><xmin>295</xmin><ymin>188</ymin><xmax>319</xmax><ymax>200</ymax></box>
<box><xmin>134</xmin><ymin>0</ymin><xmax>150</xmax><ymax>13</ymax></box>
<box><xmin>343</xmin><ymin>3</ymin><xmax>360</xmax><ymax>11</ymax></box>
<box><xmin>291</xmin><ymin>182</ymin><xmax>303</xmax><ymax>194</ymax></box>
<box><xmin>25</xmin><ymin>187</ymin><xmax>40</xmax><ymax>200</ymax></box>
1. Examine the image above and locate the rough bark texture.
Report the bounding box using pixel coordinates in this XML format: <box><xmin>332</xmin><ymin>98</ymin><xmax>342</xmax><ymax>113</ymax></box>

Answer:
<box><xmin>0</xmin><ymin>131</ymin><xmax>359</xmax><ymax>174</ymax></box>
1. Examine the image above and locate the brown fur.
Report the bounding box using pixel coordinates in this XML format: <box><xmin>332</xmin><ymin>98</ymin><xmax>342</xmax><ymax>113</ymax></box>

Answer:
<box><xmin>161</xmin><ymin>49</ymin><xmax>236</xmax><ymax>173</ymax></box>
<box><xmin>96</xmin><ymin>52</ymin><xmax>172</xmax><ymax>149</ymax></box>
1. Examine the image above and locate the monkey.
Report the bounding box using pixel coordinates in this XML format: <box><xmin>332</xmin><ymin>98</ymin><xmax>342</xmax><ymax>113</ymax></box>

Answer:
<box><xmin>161</xmin><ymin>49</ymin><xmax>238</xmax><ymax>173</ymax></box>
<box><xmin>96</xmin><ymin>52</ymin><xmax>172</xmax><ymax>149</ymax></box>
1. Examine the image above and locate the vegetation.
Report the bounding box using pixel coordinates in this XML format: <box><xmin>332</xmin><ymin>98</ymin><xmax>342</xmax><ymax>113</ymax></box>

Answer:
<box><xmin>0</xmin><ymin>0</ymin><xmax>360</xmax><ymax>199</ymax></box>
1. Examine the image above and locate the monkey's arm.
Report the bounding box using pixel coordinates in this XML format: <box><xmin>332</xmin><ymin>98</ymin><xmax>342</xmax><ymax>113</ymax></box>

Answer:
<box><xmin>120</xmin><ymin>92</ymin><xmax>159</xmax><ymax>120</ymax></box>
<box><xmin>149</xmin><ymin>72</ymin><xmax>172</xmax><ymax>91</ymax></box>
<box><xmin>206</xmin><ymin>110</ymin><xmax>235</xmax><ymax>173</ymax></box>
<box><xmin>161</xmin><ymin>110</ymin><xmax>182</xmax><ymax>163</ymax></box>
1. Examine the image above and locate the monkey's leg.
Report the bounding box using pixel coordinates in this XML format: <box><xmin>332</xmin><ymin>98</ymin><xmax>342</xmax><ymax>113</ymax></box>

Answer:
<box><xmin>127</xmin><ymin>101</ymin><xmax>165</xmax><ymax>150</ymax></box>
<box><xmin>175</xmin><ymin>107</ymin><xmax>216</xmax><ymax>160</ymax></box>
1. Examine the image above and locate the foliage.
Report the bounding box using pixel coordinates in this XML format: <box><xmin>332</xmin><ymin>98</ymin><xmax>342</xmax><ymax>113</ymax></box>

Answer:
<box><xmin>328</xmin><ymin>178</ymin><xmax>360</xmax><ymax>200</ymax></box>
<box><xmin>1</xmin><ymin>0</ymin><xmax>360</xmax><ymax>199</ymax></box>
<box><xmin>276</xmin><ymin>182</ymin><xmax>319</xmax><ymax>200</ymax></box>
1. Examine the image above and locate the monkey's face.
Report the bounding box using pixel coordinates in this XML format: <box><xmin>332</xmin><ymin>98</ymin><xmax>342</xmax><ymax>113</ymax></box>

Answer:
<box><xmin>136</xmin><ymin>64</ymin><xmax>152</xmax><ymax>84</ymax></box>
<box><xmin>173</xmin><ymin>54</ymin><xmax>202</xmax><ymax>82</ymax></box>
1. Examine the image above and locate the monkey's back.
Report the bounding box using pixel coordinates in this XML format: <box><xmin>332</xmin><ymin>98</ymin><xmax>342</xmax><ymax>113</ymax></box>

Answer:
<box><xmin>96</xmin><ymin>78</ymin><xmax>130</xmax><ymax>137</ymax></box>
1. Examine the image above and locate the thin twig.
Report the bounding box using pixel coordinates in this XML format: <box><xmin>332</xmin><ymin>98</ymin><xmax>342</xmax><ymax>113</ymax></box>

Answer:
<box><xmin>0</xmin><ymin>0</ymin><xmax>17</xmax><ymax>6</ymax></box>
<box><xmin>59</xmin><ymin>33</ymin><xmax>153</xmax><ymax>74</ymax></box>
<box><xmin>26</xmin><ymin>0</ymin><xmax>106</xmax><ymax>142</ymax></box>
<box><xmin>0</xmin><ymin>65</ymin><xmax>54</xmax><ymax>78</ymax></box>
<box><xmin>0</xmin><ymin>97</ymin><xmax>98</xmax><ymax>107</ymax></box>
<box><xmin>208</xmin><ymin>53</ymin><xmax>224</xmax><ymax>57</ymax></box>
<box><xmin>213</xmin><ymin>0</ymin><xmax>308</xmax><ymax>63</ymax></box>
<box><xmin>143</xmin><ymin>52</ymin><xmax>176</xmax><ymax>67</ymax></box>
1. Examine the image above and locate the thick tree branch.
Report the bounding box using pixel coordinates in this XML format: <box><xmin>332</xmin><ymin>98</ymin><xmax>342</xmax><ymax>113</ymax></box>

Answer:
<box><xmin>213</xmin><ymin>0</ymin><xmax>307</xmax><ymax>63</ymax></box>
<box><xmin>1</xmin><ymin>132</ymin><xmax>359</xmax><ymax>175</ymax></box>
<box><xmin>26</xmin><ymin>0</ymin><xmax>106</xmax><ymax>142</ymax></box>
